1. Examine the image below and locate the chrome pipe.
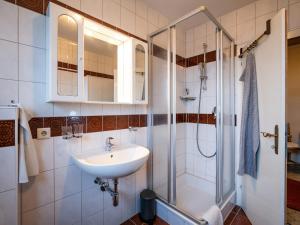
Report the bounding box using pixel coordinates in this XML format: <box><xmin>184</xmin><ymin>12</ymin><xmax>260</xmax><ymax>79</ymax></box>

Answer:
<box><xmin>167</xmin><ymin>27</ymin><xmax>172</xmax><ymax>203</ymax></box>
<box><xmin>170</xmin><ymin>27</ymin><xmax>177</xmax><ymax>205</ymax></box>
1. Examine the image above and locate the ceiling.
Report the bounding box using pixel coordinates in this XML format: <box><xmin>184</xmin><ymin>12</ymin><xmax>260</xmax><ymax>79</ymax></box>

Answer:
<box><xmin>143</xmin><ymin>0</ymin><xmax>256</xmax><ymax>30</ymax></box>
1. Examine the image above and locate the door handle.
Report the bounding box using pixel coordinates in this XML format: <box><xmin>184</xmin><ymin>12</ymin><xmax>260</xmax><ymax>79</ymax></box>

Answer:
<box><xmin>261</xmin><ymin>125</ymin><xmax>279</xmax><ymax>155</ymax></box>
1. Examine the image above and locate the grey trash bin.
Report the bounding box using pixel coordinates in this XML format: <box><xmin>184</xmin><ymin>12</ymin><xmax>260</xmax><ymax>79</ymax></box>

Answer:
<box><xmin>139</xmin><ymin>189</ymin><xmax>156</xmax><ymax>223</ymax></box>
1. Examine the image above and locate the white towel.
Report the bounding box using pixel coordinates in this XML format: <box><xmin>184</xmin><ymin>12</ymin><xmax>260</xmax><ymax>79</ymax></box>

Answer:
<box><xmin>202</xmin><ymin>205</ymin><xmax>223</xmax><ymax>225</ymax></box>
<box><xmin>18</xmin><ymin>106</ymin><xmax>39</xmax><ymax>183</ymax></box>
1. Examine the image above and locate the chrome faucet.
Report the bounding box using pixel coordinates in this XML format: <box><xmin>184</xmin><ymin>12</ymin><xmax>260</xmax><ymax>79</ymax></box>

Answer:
<box><xmin>105</xmin><ymin>137</ymin><xmax>114</xmax><ymax>151</ymax></box>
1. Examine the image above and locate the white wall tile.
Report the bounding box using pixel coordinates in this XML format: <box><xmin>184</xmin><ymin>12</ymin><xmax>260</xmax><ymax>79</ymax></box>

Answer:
<box><xmin>0</xmin><ymin>190</ymin><xmax>17</xmax><ymax>225</ymax></box>
<box><xmin>19</xmin><ymin>81</ymin><xmax>53</xmax><ymax>117</ymax></box>
<box><xmin>288</xmin><ymin>2</ymin><xmax>300</xmax><ymax>30</ymax></box>
<box><xmin>54</xmin><ymin>165</ymin><xmax>81</xmax><ymax>200</ymax></box>
<box><xmin>22</xmin><ymin>203</ymin><xmax>54</xmax><ymax>225</ymax></box>
<box><xmin>0</xmin><ymin>0</ymin><xmax>18</xmax><ymax>42</ymax></box>
<box><xmin>135</xmin><ymin>127</ymin><xmax>147</xmax><ymax>147</ymax></box>
<box><xmin>103</xmin><ymin>202</ymin><xmax>122</xmax><ymax>225</ymax></box>
<box><xmin>158</xmin><ymin>14</ymin><xmax>168</xmax><ymax>28</ymax></box>
<box><xmin>34</xmin><ymin>139</ymin><xmax>54</xmax><ymax>172</ymax></box>
<box><xmin>147</xmin><ymin>22</ymin><xmax>157</xmax><ymax>35</ymax></box>
<box><xmin>255</xmin><ymin>0</ymin><xmax>278</xmax><ymax>17</ymax></box>
<box><xmin>237</xmin><ymin>20</ymin><xmax>256</xmax><ymax>44</ymax></box>
<box><xmin>255</xmin><ymin>12</ymin><xmax>275</xmax><ymax>36</ymax></box>
<box><xmin>121</xmin><ymin>0</ymin><xmax>135</xmax><ymax>12</ymax></box>
<box><xmin>237</xmin><ymin>3</ymin><xmax>255</xmax><ymax>24</ymax></box>
<box><xmin>22</xmin><ymin>171</ymin><xmax>54</xmax><ymax>212</ymax></box>
<box><xmin>19</xmin><ymin>7</ymin><xmax>45</xmax><ymax>48</ymax></box>
<box><xmin>53</xmin><ymin>137</ymin><xmax>80</xmax><ymax>168</ymax></box>
<box><xmin>0</xmin><ymin>147</ymin><xmax>16</xmax><ymax>192</ymax></box>
<box><xmin>289</xmin><ymin>0</ymin><xmax>300</xmax><ymax>4</ymax></box>
<box><xmin>81</xmin><ymin>0</ymin><xmax>103</xmax><ymax>19</ymax></box>
<box><xmin>83</xmin><ymin>211</ymin><xmax>104</xmax><ymax>225</ymax></box>
<box><xmin>59</xmin><ymin>0</ymin><xmax>80</xmax><ymax>9</ymax></box>
<box><xmin>82</xmin><ymin>171</ymin><xmax>98</xmax><ymax>190</ymax></box>
<box><xmin>221</xmin><ymin>11</ymin><xmax>237</xmax><ymax>29</ymax></box>
<box><xmin>81</xmin><ymin>103</ymin><xmax>102</xmax><ymax>116</ymax></box>
<box><xmin>82</xmin><ymin>186</ymin><xmax>104</xmax><ymax>217</ymax></box>
<box><xmin>55</xmin><ymin>193</ymin><xmax>82</xmax><ymax>225</ymax></box>
<box><xmin>103</xmin><ymin>0</ymin><xmax>121</xmax><ymax>27</ymax></box>
<box><xmin>121</xmin><ymin>7</ymin><xmax>135</xmax><ymax>34</ymax></box>
<box><xmin>278</xmin><ymin>0</ymin><xmax>288</xmax><ymax>9</ymax></box>
<box><xmin>19</xmin><ymin>44</ymin><xmax>46</xmax><ymax>83</ymax></box>
<box><xmin>135</xmin><ymin>0</ymin><xmax>147</xmax><ymax>19</ymax></box>
<box><xmin>147</xmin><ymin>7</ymin><xmax>159</xmax><ymax>26</ymax></box>
<box><xmin>0</xmin><ymin>40</ymin><xmax>18</xmax><ymax>80</ymax></box>
<box><xmin>102</xmin><ymin>104</ymin><xmax>120</xmax><ymax>115</ymax></box>
<box><xmin>120</xmin><ymin>105</ymin><xmax>135</xmax><ymax>115</ymax></box>
<box><xmin>0</xmin><ymin>79</ymin><xmax>18</xmax><ymax>106</ymax></box>
<box><xmin>53</xmin><ymin>102</ymin><xmax>81</xmax><ymax>116</ymax></box>
<box><xmin>81</xmin><ymin>132</ymin><xmax>104</xmax><ymax>152</ymax></box>
<box><xmin>135</xmin><ymin>16</ymin><xmax>147</xmax><ymax>39</ymax></box>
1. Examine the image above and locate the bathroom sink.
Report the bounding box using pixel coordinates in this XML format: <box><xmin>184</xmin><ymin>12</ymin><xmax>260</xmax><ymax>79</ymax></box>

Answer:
<box><xmin>72</xmin><ymin>144</ymin><xmax>150</xmax><ymax>178</ymax></box>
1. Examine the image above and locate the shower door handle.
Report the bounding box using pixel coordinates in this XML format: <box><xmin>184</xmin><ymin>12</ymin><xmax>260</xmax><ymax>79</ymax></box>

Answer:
<box><xmin>261</xmin><ymin>125</ymin><xmax>279</xmax><ymax>155</ymax></box>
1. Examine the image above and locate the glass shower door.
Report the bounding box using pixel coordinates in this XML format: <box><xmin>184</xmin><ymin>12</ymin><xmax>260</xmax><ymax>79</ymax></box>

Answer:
<box><xmin>216</xmin><ymin>30</ymin><xmax>235</xmax><ymax>206</ymax></box>
<box><xmin>149</xmin><ymin>29</ymin><xmax>171</xmax><ymax>202</ymax></box>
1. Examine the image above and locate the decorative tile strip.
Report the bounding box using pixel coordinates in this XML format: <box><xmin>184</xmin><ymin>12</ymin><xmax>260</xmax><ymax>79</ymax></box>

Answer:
<box><xmin>0</xmin><ymin>120</ymin><xmax>15</xmax><ymax>147</ymax></box>
<box><xmin>29</xmin><ymin>114</ymin><xmax>147</xmax><ymax>139</ymax></box>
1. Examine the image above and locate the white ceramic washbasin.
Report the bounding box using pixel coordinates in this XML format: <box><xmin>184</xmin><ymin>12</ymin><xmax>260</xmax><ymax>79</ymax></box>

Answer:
<box><xmin>72</xmin><ymin>144</ymin><xmax>149</xmax><ymax>178</ymax></box>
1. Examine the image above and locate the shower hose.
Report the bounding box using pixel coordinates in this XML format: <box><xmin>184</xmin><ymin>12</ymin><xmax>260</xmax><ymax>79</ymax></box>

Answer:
<box><xmin>196</xmin><ymin>79</ymin><xmax>216</xmax><ymax>158</ymax></box>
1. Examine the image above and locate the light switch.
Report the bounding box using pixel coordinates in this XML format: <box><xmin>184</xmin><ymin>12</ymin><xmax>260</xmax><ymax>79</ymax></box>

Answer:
<box><xmin>37</xmin><ymin>128</ymin><xmax>51</xmax><ymax>139</ymax></box>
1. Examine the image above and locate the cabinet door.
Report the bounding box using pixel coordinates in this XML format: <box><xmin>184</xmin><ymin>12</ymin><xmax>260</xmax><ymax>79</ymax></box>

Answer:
<box><xmin>133</xmin><ymin>40</ymin><xmax>148</xmax><ymax>104</ymax></box>
<box><xmin>47</xmin><ymin>3</ymin><xmax>84</xmax><ymax>102</ymax></box>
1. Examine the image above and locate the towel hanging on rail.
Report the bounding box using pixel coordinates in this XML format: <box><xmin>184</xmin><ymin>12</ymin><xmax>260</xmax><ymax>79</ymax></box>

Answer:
<box><xmin>238</xmin><ymin>53</ymin><xmax>260</xmax><ymax>178</ymax></box>
<box><xmin>19</xmin><ymin>106</ymin><xmax>39</xmax><ymax>183</ymax></box>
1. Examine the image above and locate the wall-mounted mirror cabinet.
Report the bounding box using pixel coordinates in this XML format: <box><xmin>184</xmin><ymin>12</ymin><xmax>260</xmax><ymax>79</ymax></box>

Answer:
<box><xmin>47</xmin><ymin>3</ymin><xmax>148</xmax><ymax>104</ymax></box>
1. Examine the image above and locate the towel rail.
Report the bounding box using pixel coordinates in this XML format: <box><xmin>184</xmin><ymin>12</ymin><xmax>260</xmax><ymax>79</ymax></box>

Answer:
<box><xmin>239</xmin><ymin>19</ymin><xmax>271</xmax><ymax>58</ymax></box>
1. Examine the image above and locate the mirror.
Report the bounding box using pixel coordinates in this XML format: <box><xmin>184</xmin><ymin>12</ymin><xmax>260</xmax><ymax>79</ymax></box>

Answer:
<box><xmin>135</xmin><ymin>44</ymin><xmax>146</xmax><ymax>101</ymax></box>
<box><xmin>57</xmin><ymin>15</ymin><xmax>78</xmax><ymax>96</ymax></box>
<box><xmin>84</xmin><ymin>30</ymin><xmax>117</xmax><ymax>102</ymax></box>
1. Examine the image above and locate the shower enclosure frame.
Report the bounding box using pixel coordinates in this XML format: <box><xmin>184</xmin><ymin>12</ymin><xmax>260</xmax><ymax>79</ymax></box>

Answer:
<box><xmin>147</xmin><ymin>6</ymin><xmax>235</xmax><ymax>223</ymax></box>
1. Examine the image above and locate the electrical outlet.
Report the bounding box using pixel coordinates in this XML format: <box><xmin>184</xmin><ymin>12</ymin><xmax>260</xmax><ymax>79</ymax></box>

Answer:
<box><xmin>37</xmin><ymin>128</ymin><xmax>51</xmax><ymax>139</ymax></box>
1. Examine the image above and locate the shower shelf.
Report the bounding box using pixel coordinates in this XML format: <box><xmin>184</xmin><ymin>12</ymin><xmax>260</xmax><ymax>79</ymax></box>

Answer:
<box><xmin>180</xmin><ymin>96</ymin><xmax>196</xmax><ymax>101</ymax></box>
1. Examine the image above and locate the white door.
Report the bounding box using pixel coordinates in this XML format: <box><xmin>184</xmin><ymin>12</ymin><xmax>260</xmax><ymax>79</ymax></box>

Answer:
<box><xmin>240</xmin><ymin>9</ymin><xmax>286</xmax><ymax>225</ymax></box>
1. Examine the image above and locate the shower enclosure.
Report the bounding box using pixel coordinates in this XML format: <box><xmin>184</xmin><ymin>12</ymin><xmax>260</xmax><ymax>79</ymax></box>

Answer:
<box><xmin>148</xmin><ymin>6</ymin><xmax>235</xmax><ymax>223</ymax></box>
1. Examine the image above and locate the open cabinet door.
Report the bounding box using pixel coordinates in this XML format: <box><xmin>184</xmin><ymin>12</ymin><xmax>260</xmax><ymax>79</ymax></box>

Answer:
<box><xmin>240</xmin><ymin>9</ymin><xmax>286</xmax><ymax>225</ymax></box>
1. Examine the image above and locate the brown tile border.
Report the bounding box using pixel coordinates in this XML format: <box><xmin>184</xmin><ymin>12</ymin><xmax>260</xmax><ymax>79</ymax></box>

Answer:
<box><xmin>26</xmin><ymin>113</ymin><xmax>221</xmax><ymax>139</ymax></box>
<box><xmin>86</xmin><ymin>116</ymin><xmax>102</xmax><ymax>133</ymax></box>
<box><xmin>29</xmin><ymin>114</ymin><xmax>148</xmax><ymax>138</ymax></box>
<box><xmin>17</xmin><ymin>0</ymin><xmax>44</xmax><ymax>14</ymax></box>
<box><xmin>0</xmin><ymin>120</ymin><xmax>15</xmax><ymax>147</ymax></box>
<box><xmin>28</xmin><ymin>117</ymin><xmax>44</xmax><ymax>139</ymax></box>
<box><xmin>44</xmin><ymin>117</ymin><xmax>66</xmax><ymax>137</ymax></box>
<box><xmin>116</xmin><ymin>115</ymin><xmax>129</xmax><ymax>130</ymax></box>
<box><xmin>129</xmin><ymin>115</ymin><xmax>140</xmax><ymax>127</ymax></box>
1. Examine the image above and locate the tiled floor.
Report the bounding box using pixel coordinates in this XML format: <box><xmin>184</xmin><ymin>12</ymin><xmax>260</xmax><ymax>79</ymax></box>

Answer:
<box><xmin>121</xmin><ymin>206</ymin><xmax>252</xmax><ymax>225</ymax></box>
<box><xmin>224</xmin><ymin>206</ymin><xmax>252</xmax><ymax>225</ymax></box>
<box><xmin>121</xmin><ymin>214</ymin><xmax>168</xmax><ymax>225</ymax></box>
